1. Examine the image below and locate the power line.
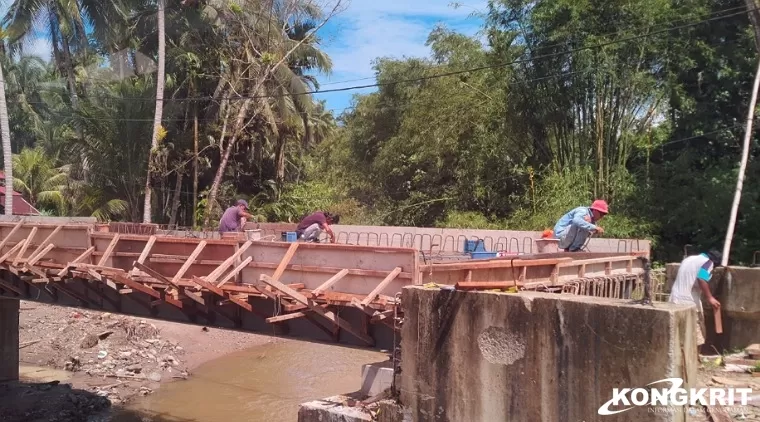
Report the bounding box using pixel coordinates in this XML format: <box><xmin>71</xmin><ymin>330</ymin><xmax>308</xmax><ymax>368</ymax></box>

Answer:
<box><xmin>315</xmin><ymin>3</ymin><xmax>750</xmax><ymax>87</ymax></box>
<box><xmin>9</xmin><ymin>6</ymin><xmax>754</xmax><ymax>105</ymax></box>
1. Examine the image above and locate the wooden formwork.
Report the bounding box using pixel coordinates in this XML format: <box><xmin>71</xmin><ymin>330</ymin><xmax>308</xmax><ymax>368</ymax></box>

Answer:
<box><xmin>0</xmin><ymin>220</ymin><xmax>648</xmax><ymax>349</ymax></box>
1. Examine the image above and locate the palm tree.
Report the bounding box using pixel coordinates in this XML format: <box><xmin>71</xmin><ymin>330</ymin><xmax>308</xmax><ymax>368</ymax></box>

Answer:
<box><xmin>0</xmin><ymin>57</ymin><xmax>12</xmax><ymax>215</ymax></box>
<box><xmin>143</xmin><ymin>0</ymin><xmax>166</xmax><ymax>223</ymax></box>
<box><xmin>11</xmin><ymin>147</ymin><xmax>68</xmax><ymax>210</ymax></box>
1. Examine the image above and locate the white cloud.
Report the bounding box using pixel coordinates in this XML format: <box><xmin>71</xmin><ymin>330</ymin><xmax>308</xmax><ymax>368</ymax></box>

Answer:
<box><xmin>314</xmin><ymin>0</ymin><xmax>486</xmax><ymax>109</ymax></box>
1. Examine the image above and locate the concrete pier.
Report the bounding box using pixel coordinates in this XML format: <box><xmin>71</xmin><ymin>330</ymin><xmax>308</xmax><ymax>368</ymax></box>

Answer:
<box><xmin>400</xmin><ymin>287</ymin><xmax>697</xmax><ymax>422</ymax></box>
<box><xmin>0</xmin><ymin>298</ymin><xmax>19</xmax><ymax>381</ymax></box>
<box><xmin>666</xmin><ymin>264</ymin><xmax>760</xmax><ymax>351</ymax></box>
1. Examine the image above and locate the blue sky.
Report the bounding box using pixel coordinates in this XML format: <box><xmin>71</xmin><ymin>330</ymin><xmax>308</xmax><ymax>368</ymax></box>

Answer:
<box><xmin>1</xmin><ymin>0</ymin><xmax>487</xmax><ymax>114</ymax></box>
<box><xmin>311</xmin><ymin>0</ymin><xmax>487</xmax><ymax>114</ymax></box>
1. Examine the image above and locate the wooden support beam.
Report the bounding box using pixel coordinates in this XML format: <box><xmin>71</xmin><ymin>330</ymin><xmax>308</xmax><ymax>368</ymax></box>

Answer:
<box><xmin>312</xmin><ymin>269</ymin><xmax>349</xmax><ymax>296</ymax></box>
<box><xmin>265</xmin><ymin>304</ymin><xmax>330</xmax><ymax>323</ymax></box>
<box><xmin>133</xmin><ymin>262</ymin><xmax>173</xmax><ymax>287</ymax></box>
<box><xmin>0</xmin><ymin>242</ymin><xmax>24</xmax><ymax>264</ymax></box>
<box><xmin>13</xmin><ymin>226</ymin><xmax>37</xmax><ymax>266</ymax></box>
<box><xmin>131</xmin><ymin>235</ymin><xmax>156</xmax><ymax>276</ymax></box>
<box><xmin>272</xmin><ymin>242</ymin><xmax>299</xmax><ymax>281</ymax></box>
<box><xmin>57</xmin><ymin>247</ymin><xmax>95</xmax><ymax>277</ymax></box>
<box><xmin>371</xmin><ymin>310</ymin><xmax>394</xmax><ymax>323</ymax></box>
<box><xmin>27</xmin><ymin>243</ymin><xmax>55</xmax><ymax>267</ymax></box>
<box><xmin>172</xmin><ymin>240</ymin><xmax>206</xmax><ymax>285</ymax></box>
<box><xmin>190</xmin><ymin>276</ymin><xmax>262</xmax><ymax>316</ymax></box>
<box><xmin>218</xmin><ymin>256</ymin><xmax>253</xmax><ymax>286</ymax></box>
<box><xmin>259</xmin><ymin>274</ymin><xmax>374</xmax><ymax>346</ymax></box>
<box><xmin>86</xmin><ymin>269</ymin><xmax>119</xmax><ymax>292</ymax></box>
<box><xmin>97</xmin><ymin>234</ymin><xmax>120</xmax><ymax>267</ymax></box>
<box><xmin>108</xmin><ymin>272</ymin><xmax>161</xmax><ymax>300</ymax></box>
<box><xmin>208</xmin><ymin>241</ymin><xmax>252</xmax><ymax>286</ymax></box>
<box><xmin>361</xmin><ymin>267</ymin><xmax>402</xmax><ymax>306</ymax></box>
<box><xmin>119</xmin><ymin>289</ymin><xmax>133</xmax><ymax>294</ymax></box>
<box><xmin>28</xmin><ymin>224</ymin><xmax>62</xmax><ymax>260</ymax></box>
<box><xmin>0</xmin><ymin>219</ymin><xmax>24</xmax><ymax>252</ymax></box>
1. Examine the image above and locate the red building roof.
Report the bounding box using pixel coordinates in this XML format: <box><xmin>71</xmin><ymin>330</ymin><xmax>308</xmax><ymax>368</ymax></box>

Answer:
<box><xmin>0</xmin><ymin>173</ymin><xmax>41</xmax><ymax>215</ymax></box>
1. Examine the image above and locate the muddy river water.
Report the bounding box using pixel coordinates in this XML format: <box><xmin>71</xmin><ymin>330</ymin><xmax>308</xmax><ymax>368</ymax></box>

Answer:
<box><xmin>111</xmin><ymin>340</ymin><xmax>387</xmax><ymax>422</ymax></box>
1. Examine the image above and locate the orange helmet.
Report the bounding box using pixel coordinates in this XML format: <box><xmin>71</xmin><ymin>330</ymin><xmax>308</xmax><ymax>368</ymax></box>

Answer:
<box><xmin>590</xmin><ymin>199</ymin><xmax>609</xmax><ymax>214</ymax></box>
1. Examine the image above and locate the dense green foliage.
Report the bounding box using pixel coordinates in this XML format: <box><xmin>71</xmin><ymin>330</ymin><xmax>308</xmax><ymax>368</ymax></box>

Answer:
<box><xmin>319</xmin><ymin>0</ymin><xmax>760</xmax><ymax>263</ymax></box>
<box><xmin>0</xmin><ymin>0</ymin><xmax>758</xmax><ymax>263</ymax></box>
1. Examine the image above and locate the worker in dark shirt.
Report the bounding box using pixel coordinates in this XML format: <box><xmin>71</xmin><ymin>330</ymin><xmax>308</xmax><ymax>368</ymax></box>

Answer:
<box><xmin>218</xmin><ymin>199</ymin><xmax>254</xmax><ymax>233</ymax></box>
<box><xmin>296</xmin><ymin>211</ymin><xmax>340</xmax><ymax>243</ymax></box>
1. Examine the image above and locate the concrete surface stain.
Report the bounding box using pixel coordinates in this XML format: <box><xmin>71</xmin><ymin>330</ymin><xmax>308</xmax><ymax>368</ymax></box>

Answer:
<box><xmin>477</xmin><ymin>326</ymin><xmax>526</xmax><ymax>366</ymax></box>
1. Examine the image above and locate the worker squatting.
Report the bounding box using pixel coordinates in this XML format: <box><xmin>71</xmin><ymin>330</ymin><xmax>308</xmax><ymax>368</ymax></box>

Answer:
<box><xmin>553</xmin><ymin>200</ymin><xmax>721</xmax><ymax>356</ymax></box>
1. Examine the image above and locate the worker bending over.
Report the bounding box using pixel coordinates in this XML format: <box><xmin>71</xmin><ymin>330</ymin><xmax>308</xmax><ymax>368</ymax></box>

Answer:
<box><xmin>296</xmin><ymin>211</ymin><xmax>340</xmax><ymax>243</ymax></box>
<box><xmin>669</xmin><ymin>250</ymin><xmax>721</xmax><ymax>350</ymax></box>
<box><xmin>218</xmin><ymin>199</ymin><xmax>254</xmax><ymax>233</ymax></box>
<box><xmin>553</xmin><ymin>200</ymin><xmax>608</xmax><ymax>252</ymax></box>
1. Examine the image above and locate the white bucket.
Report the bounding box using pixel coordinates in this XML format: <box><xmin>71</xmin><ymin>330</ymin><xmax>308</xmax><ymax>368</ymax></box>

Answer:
<box><xmin>245</xmin><ymin>229</ymin><xmax>262</xmax><ymax>241</ymax></box>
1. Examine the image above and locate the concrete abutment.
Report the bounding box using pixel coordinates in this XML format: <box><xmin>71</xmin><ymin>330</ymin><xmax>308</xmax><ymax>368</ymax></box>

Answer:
<box><xmin>299</xmin><ymin>287</ymin><xmax>698</xmax><ymax>422</ymax></box>
<box><xmin>0</xmin><ymin>298</ymin><xmax>19</xmax><ymax>382</ymax></box>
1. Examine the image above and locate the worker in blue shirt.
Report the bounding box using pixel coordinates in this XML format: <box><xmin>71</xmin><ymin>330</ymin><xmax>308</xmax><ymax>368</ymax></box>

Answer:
<box><xmin>553</xmin><ymin>200</ymin><xmax>609</xmax><ymax>252</ymax></box>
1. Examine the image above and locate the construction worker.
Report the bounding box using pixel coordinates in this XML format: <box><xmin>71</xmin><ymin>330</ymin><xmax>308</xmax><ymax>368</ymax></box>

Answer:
<box><xmin>218</xmin><ymin>199</ymin><xmax>254</xmax><ymax>233</ymax></box>
<box><xmin>296</xmin><ymin>211</ymin><xmax>340</xmax><ymax>243</ymax></box>
<box><xmin>669</xmin><ymin>250</ymin><xmax>722</xmax><ymax>350</ymax></box>
<box><xmin>553</xmin><ymin>200</ymin><xmax>608</xmax><ymax>252</ymax></box>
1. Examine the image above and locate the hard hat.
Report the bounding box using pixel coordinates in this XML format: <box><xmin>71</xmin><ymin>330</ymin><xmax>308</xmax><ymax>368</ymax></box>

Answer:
<box><xmin>590</xmin><ymin>199</ymin><xmax>609</xmax><ymax>214</ymax></box>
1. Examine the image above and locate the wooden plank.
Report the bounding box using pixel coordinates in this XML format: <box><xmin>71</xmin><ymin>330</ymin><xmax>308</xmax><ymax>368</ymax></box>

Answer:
<box><xmin>27</xmin><ymin>243</ymin><xmax>55</xmax><ymax>266</ymax></box>
<box><xmin>259</xmin><ymin>274</ymin><xmax>374</xmax><ymax>345</ymax></box>
<box><xmin>456</xmin><ymin>281</ymin><xmax>524</xmax><ymax>290</ymax></box>
<box><xmin>312</xmin><ymin>269</ymin><xmax>350</xmax><ymax>296</ymax></box>
<box><xmin>172</xmin><ymin>240</ymin><xmax>207</xmax><ymax>285</ymax></box>
<box><xmin>421</xmin><ymin>257</ymin><xmax>573</xmax><ymax>272</ymax></box>
<box><xmin>131</xmin><ymin>235</ymin><xmax>156</xmax><ymax>276</ymax></box>
<box><xmin>57</xmin><ymin>247</ymin><xmax>95</xmax><ymax>276</ymax></box>
<box><xmin>13</xmin><ymin>226</ymin><xmax>37</xmax><ymax>266</ymax></box>
<box><xmin>97</xmin><ymin>234</ymin><xmax>121</xmax><ymax>267</ymax></box>
<box><xmin>209</xmin><ymin>241</ymin><xmax>252</xmax><ymax>285</ymax></box>
<box><xmin>557</xmin><ymin>256</ymin><xmax>639</xmax><ymax>267</ymax></box>
<box><xmin>218</xmin><ymin>256</ymin><xmax>253</xmax><ymax>286</ymax></box>
<box><xmin>190</xmin><ymin>276</ymin><xmax>257</xmax><ymax>315</ymax></box>
<box><xmin>28</xmin><ymin>224</ymin><xmax>62</xmax><ymax>261</ymax></box>
<box><xmin>361</xmin><ymin>267</ymin><xmax>402</xmax><ymax>306</ymax></box>
<box><xmin>0</xmin><ymin>242</ymin><xmax>24</xmax><ymax>263</ymax></box>
<box><xmin>265</xmin><ymin>304</ymin><xmax>330</xmax><ymax>323</ymax></box>
<box><xmin>0</xmin><ymin>219</ymin><xmax>24</xmax><ymax>252</ymax></box>
<box><xmin>86</xmin><ymin>269</ymin><xmax>119</xmax><ymax>291</ymax></box>
<box><xmin>134</xmin><ymin>262</ymin><xmax>175</xmax><ymax>287</ymax></box>
<box><xmin>108</xmin><ymin>272</ymin><xmax>161</xmax><ymax>299</ymax></box>
<box><xmin>272</xmin><ymin>242</ymin><xmax>299</xmax><ymax>281</ymax></box>
<box><xmin>715</xmin><ymin>309</ymin><xmax>723</xmax><ymax>334</ymax></box>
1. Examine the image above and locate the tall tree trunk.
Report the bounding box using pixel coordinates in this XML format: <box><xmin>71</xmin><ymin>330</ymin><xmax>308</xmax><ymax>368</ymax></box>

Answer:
<box><xmin>275</xmin><ymin>131</ymin><xmax>287</xmax><ymax>193</ymax></box>
<box><xmin>143</xmin><ymin>0</ymin><xmax>166</xmax><ymax>223</ymax></box>
<box><xmin>0</xmin><ymin>61</ymin><xmax>12</xmax><ymax>215</ymax></box>
<box><xmin>169</xmin><ymin>171</ymin><xmax>183</xmax><ymax>229</ymax></box>
<box><xmin>203</xmin><ymin>97</ymin><xmax>253</xmax><ymax>227</ymax></box>
<box><xmin>193</xmin><ymin>103</ymin><xmax>199</xmax><ymax>225</ymax></box>
<box><xmin>722</xmin><ymin>57</ymin><xmax>760</xmax><ymax>266</ymax></box>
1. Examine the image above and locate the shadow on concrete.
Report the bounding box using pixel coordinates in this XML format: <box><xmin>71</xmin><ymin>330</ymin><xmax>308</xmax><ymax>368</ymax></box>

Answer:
<box><xmin>0</xmin><ymin>380</ymin><xmax>200</xmax><ymax>422</ymax></box>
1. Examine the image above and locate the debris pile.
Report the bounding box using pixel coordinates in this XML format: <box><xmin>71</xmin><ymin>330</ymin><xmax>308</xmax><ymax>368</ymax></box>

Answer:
<box><xmin>20</xmin><ymin>309</ymin><xmax>190</xmax><ymax>405</ymax></box>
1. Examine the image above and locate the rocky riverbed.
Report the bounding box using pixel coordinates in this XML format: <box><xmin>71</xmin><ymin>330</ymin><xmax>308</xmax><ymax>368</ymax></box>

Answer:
<box><xmin>0</xmin><ymin>301</ymin><xmax>283</xmax><ymax>422</ymax></box>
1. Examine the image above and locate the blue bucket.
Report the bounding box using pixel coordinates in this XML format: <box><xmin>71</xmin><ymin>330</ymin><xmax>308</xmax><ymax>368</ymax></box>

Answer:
<box><xmin>470</xmin><ymin>251</ymin><xmax>498</xmax><ymax>260</ymax></box>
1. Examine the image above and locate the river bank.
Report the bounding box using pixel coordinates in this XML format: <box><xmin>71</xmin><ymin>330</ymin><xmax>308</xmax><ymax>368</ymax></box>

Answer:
<box><xmin>2</xmin><ymin>301</ymin><xmax>284</xmax><ymax>422</ymax></box>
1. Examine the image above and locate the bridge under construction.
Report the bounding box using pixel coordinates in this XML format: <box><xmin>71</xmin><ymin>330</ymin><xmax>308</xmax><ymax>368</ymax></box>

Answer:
<box><xmin>0</xmin><ymin>216</ymin><xmax>651</xmax><ymax>383</ymax></box>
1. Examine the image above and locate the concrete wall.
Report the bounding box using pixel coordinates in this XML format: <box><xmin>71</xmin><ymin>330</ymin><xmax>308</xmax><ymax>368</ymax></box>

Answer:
<box><xmin>666</xmin><ymin>264</ymin><xmax>760</xmax><ymax>351</ymax></box>
<box><xmin>0</xmin><ymin>298</ymin><xmax>19</xmax><ymax>381</ymax></box>
<box><xmin>400</xmin><ymin>287</ymin><xmax>696</xmax><ymax>422</ymax></box>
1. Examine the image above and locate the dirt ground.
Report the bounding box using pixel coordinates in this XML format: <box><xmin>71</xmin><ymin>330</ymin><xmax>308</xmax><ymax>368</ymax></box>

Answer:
<box><xmin>0</xmin><ymin>301</ymin><xmax>286</xmax><ymax>422</ymax></box>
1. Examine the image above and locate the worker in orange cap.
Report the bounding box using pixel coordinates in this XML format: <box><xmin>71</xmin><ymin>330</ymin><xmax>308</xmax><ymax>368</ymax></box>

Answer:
<box><xmin>553</xmin><ymin>200</ymin><xmax>609</xmax><ymax>252</ymax></box>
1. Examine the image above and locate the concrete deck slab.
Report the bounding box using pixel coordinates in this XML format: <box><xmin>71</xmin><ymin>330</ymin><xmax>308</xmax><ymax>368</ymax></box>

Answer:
<box><xmin>400</xmin><ymin>287</ymin><xmax>697</xmax><ymax>422</ymax></box>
